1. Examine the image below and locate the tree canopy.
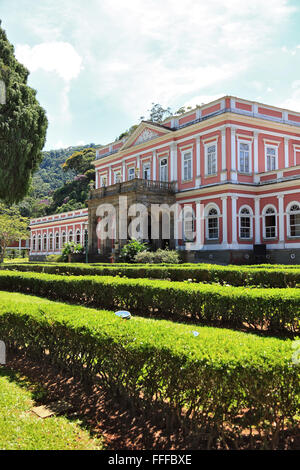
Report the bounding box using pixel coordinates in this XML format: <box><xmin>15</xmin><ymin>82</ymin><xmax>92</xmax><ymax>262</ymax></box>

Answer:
<box><xmin>0</xmin><ymin>23</ymin><xmax>48</xmax><ymax>204</ymax></box>
<box><xmin>0</xmin><ymin>203</ymin><xmax>28</xmax><ymax>262</ymax></box>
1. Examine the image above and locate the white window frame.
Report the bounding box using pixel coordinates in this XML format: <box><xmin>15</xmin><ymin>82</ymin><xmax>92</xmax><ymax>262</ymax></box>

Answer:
<box><xmin>32</xmin><ymin>236</ymin><xmax>36</xmax><ymax>251</ymax></box>
<box><xmin>43</xmin><ymin>234</ymin><xmax>47</xmax><ymax>251</ymax></box>
<box><xmin>38</xmin><ymin>235</ymin><xmax>42</xmax><ymax>252</ymax></box>
<box><xmin>238</xmin><ymin>139</ymin><xmax>252</xmax><ymax>174</ymax></box>
<box><xmin>159</xmin><ymin>157</ymin><xmax>169</xmax><ymax>182</ymax></box>
<box><xmin>265</xmin><ymin>144</ymin><xmax>278</xmax><ymax>172</ymax></box>
<box><xmin>287</xmin><ymin>201</ymin><xmax>300</xmax><ymax>238</ymax></box>
<box><xmin>61</xmin><ymin>231</ymin><xmax>66</xmax><ymax>247</ymax></box>
<box><xmin>55</xmin><ymin>232</ymin><xmax>60</xmax><ymax>250</ymax></box>
<box><xmin>181</xmin><ymin>149</ymin><xmax>193</xmax><ymax>182</ymax></box>
<box><xmin>204</xmin><ymin>142</ymin><xmax>217</xmax><ymax>176</ymax></box>
<box><xmin>142</xmin><ymin>162</ymin><xmax>151</xmax><ymax>180</ymax></box>
<box><xmin>114</xmin><ymin>170</ymin><xmax>122</xmax><ymax>184</ymax></box>
<box><xmin>128</xmin><ymin>166</ymin><xmax>135</xmax><ymax>181</ymax></box>
<box><xmin>239</xmin><ymin>205</ymin><xmax>253</xmax><ymax>240</ymax></box>
<box><xmin>99</xmin><ymin>173</ymin><xmax>107</xmax><ymax>187</ymax></box>
<box><xmin>76</xmin><ymin>229</ymin><xmax>81</xmax><ymax>244</ymax></box>
<box><xmin>205</xmin><ymin>204</ymin><xmax>220</xmax><ymax>240</ymax></box>
<box><xmin>263</xmin><ymin>205</ymin><xmax>277</xmax><ymax>239</ymax></box>
<box><xmin>49</xmin><ymin>233</ymin><xmax>53</xmax><ymax>251</ymax></box>
<box><xmin>68</xmin><ymin>230</ymin><xmax>73</xmax><ymax>243</ymax></box>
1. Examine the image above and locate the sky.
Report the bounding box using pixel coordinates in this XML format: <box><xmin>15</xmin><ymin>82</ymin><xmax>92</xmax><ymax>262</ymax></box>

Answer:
<box><xmin>1</xmin><ymin>0</ymin><xmax>300</xmax><ymax>150</ymax></box>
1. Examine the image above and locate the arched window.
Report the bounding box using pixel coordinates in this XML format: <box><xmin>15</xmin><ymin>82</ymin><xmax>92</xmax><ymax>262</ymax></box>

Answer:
<box><xmin>62</xmin><ymin>231</ymin><xmax>67</xmax><ymax>247</ymax></box>
<box><xmin>288</xmin><ymin>203</ymin><xmax>300</xmax><ymax>237</ymax></box>
<box><xmin>206</xmin><ymin>206</ymin><xmax>219</xmax><ymax>240</ymax></box>
<box><xmin>76</xmin><ymin>230</ymin><xmax>81</xmax><ymax>244</ymax></box>
<box><xmin>49</xmin><ymin>233</ymin><xmax>53</xmax><ymax>251</ymax></box>
<box><xmin>239</xmin><ymin>206</ymin><xmax>252</xmax><ymax>239</ymax></box>
<box><xmin>32</xmin><ymin>236</ymin><xmax>36</xmax><ymax>251</ymax></box>
<box><xmin>68</xmin><ymin>231</ymin><xmax>73</xmax><ymax>242</ymax></box>
<box><xmin>263</xmin><ymin>206</ymin><xmax>277</xmax><ymax>239</ymax></box>
<box><xmin>55</xmin><ymin>233</ymin><xmax>60</xmax><ymax>250</ymax></box>
<box><xmin>38</xmin><ymin>235</ymin><xmax>42</xmax><ymax>252</ymax></box>
<box><xmin>43</xmin><ymin>234</ymin><xmax>47</xmax><ymax>251</ymax></box>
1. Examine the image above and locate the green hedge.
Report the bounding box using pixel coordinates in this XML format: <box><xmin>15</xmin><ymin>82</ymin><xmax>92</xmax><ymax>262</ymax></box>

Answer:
<box><xmin>0</xmin><ymin>270</ymin><xmax>299</xmax><ymax>333</ymax></box>
<box><xmin>2</xmin><ymin>262</ymin><xmax>300</xmax><ymax>288</ymax></box>
<box><xmin>0</xmin><ymin>291</ymin><xmax>298</xmax><ymax>442</ymax></box>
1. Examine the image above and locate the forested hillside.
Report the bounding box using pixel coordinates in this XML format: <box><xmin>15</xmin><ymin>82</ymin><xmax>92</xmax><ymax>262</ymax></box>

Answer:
<box><xmin>18</xmin><ymin>144</ymin><xmax>98</xmax><ymax>219</ymax></box>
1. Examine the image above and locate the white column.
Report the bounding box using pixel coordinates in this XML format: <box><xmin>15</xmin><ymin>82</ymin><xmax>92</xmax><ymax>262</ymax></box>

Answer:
<box><xmin>254</xmin><ymin>197</ymin><xmax>261</xmax><ymax>244</ymax></box>
<box><xmin>221</xmin><ymin>196</ymin><xmax>228</xmax><ymax>245</ymax></box>
<box><xmin>254</xmin><ymin>131</ymin><xmax>259</xmax><ymax>173</ymax></box>
<box><xmin>196</xmin><ymin>200</ymin><xmax>203</xmax><ymax>248</ymax></box>
<box><xmin>137</xmin><ymin>155</ymin><xmax>141</xmax><ymax>177</ymax></box>
<box><xmin>221</xmin><ymin>127</ymin><xmax>226</xmax><ymax>171</ymax></box>
<box><xmin>108</xmin><ymin>165</ymin><xmax>112</xmax><ymax>186</ymax></box>
<box><xmin>231</xmin><ymin>127</ymin><xmax>237</xmax><ymax>181</ymax></box>
<box><xmin>196</xmin><ymin>136</ymin><xmax>201</xmax><ymax>187</ymax></box>
<box><xmin>122</xmin><ymin>161</ymin><xmax>126</xmax><ymax>182</ymax></box>
<box><xmin>170</xmin><ymin>143</ymin><xmax>177</xmax><ymax>182</ymax></box>
<box><xmin>277</xmin><ymin>195</ymin><xmax>285</xmax><ymax>242</ymax></box>
<box><xmin>152</xmin><ymin>151</ymin><xmax>157</xmax><ymax>180</ymax></box>
<box><xmin>284</xmin><ymin>137</ymin><xmax>290</xmax><ymax>168</ymax></box>
<box><xmin>231</xmin><ymin>196</ymin><xmax>238</xmax><ymax>245</ymax></box>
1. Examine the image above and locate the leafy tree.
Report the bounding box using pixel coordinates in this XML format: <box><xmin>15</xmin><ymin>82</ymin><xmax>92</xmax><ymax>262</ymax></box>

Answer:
<box><xmin>0</xmin><ymin>23</ymin><xmax>48</xmax><ymax>203</ymax></box>
<box><xmin>62</xmin><ymin>147</ymin><xmax>96</xmax><ymax>175</ymax></box>
<box><xmin>61</xmin><ymin>241</ymin><xmax>84</xmax><ymax>262</ymax></box>
<box><xmin>147</xmin><ymin>103</ymin><xmax>172</xmax><ymax>123</ymax></box>
<box><xmin>0</xmin><ymin>203</ymin><xmax>29</xmax><ymax>262</ymax></box>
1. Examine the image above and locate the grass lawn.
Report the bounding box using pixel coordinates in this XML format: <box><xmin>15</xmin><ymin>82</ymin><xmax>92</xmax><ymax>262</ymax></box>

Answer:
<box><xmin>0</xmin><ymin>367</ymin><xmax>104</xmax><ymax>450</ymax></box>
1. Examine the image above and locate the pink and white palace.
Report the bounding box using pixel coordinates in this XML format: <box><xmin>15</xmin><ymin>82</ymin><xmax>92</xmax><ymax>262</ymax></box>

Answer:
<box><xmin>30</xmin><ymin>95</ymin><xmax>300</xmax><ymax>264</ymax></box>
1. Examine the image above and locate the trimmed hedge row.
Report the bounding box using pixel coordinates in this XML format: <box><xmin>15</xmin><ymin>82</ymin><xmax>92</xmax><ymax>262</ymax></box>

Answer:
<box><xmin>2</xmin><ymin>262</ymin><xmax>300</xmax><ymax>288</ymax></box>
<box><xmin>0</xmin><ymin>291</ymin><xmax>299</xmax><ymax>441</ymax></box>
<box><xmin>0</xmin><ymin>270</ymin><xmax>299</xmax><ymax>333</ymax></box>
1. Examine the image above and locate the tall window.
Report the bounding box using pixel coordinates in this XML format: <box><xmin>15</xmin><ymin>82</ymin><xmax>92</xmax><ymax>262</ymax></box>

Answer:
<box><xmin>239</xmin><ymin>142</ymin><xmax>250</xmax><ymax>173</ymax></box>
<box><xmin>32</xmin><ymin>236</ymin><xmax>36</xmax><ymax>251</ymax></box>
<box><xmin>49</xmin><ymin>233</ymin><xmax>53</xmax><ymax>251</ymax></box>
<box><xmin>55</xmin><ymin>233</ymin><xmax>60</xmax><ymax>250</ymax></box>
<box><xmin>100</xmin><ymin>174</ymin><xmax>107</xmax><ymax>187</ymax></box>
<box><xmin>206</xmin><ymin>145</ymin><xmax>217</xmax><ymax>175</ymax></box>
<box><xmin>43</xmin><ymin>234</ymin><xmax>47</xmax><ymax>251</ymax></box>
<box><xmin>264</xmin><ymin>207</ymin><xmax>277</xmax><ymax>238</ymax></box>
<box><xmin>183</xmin><ymin>151</ymin><xmax>192</xmax><ymax>181</ymax></box>
<box><xmin>239</xmin><ymin>207</ymin><xmax>252</xmax><ymax>239</ymax></box>
<box><xmin>143</xmin><ymin>163</ymin><xmax>151</xmax><ymax>180</ymax></box>
<box><xmin>289</xmin><ymin>203</ymin><xmax>300</xmax><ymax>237</ymax></box>
<box><xmin>266</xmin><ymin>147</ymin><xmax>277</xmax><ymax>171</ymax></box>
<box><xmin>128</xmin><ymin>167</ymin><xmax>135</xmax><ymax>180</ymax></box>
<box><xmin>62</xmin><ymin>232</ymin><xmax>66</xmax><ymax>247</ymax></box>
<box><xmin>207</xmin><ymin>207</ymin><xmax>219</xmax><ymax>240</ymax></box>
<box><xmin>69</xmin><ymin>231</ymin><xmax>73</xmax><ymax>242</ymax></box>
<box><xmin>76</xmin><ymin>230</ymin><xmax>81</xmax><ymax>244</ymax></box>
<box><xmin>160</xmin><ymin>158</ymin><xmax>168</xmax><ymax>182</ymax></box>
<box><xmin>38</xmin><ymin>235</ymin><xmax>42</xmax><ymax>252</ymax></box>
<box><xmin>183</xmin><ymin>208</ymin><xmax>195</xmax><ymax>241</ymax></box>
<box><xmin>114</xmin><ymin>171</ymin><xmax>121</xmax><ymax>183</ymax></box>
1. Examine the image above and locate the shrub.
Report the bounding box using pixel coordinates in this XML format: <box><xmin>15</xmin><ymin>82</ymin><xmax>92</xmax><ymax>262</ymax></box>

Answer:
<box><xmin>0</xmin><ymin>270</ymin><xmax>299</xmax><ymax>333</ymax></box>
<box><xmin>45</xmin><ymin>254</ymin><xmax>63</xmax><ymax>263</ymax></box>
<box><xmin>3</xmin><ymin>262</ymin><xmax>300</xmax><ymax>288</ymax></box>
<box><xmin>0</xmin><ymin>291</ymin><xmax>298</xmax><ymax>445</ymax></box>
<box><xmin>61</xmin><ymin>242</ymin><xmax>84</xmax><ymax>262</ymax></box>
<box><xmin>134</xmin><ymin>249</ymin><xmax>180</xmax><ymax>264</ymax></box>
<box><xmin>118</xmin><ymin>240</ymin><xmax>148</xmax><ymax>263</ymax></box>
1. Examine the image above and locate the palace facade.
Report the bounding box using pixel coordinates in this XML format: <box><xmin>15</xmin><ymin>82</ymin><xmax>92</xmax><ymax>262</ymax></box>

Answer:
<box><xmin>30</xmin><ymin>96</ymin><xmax>300</xmax><ymax>264</ymax></box>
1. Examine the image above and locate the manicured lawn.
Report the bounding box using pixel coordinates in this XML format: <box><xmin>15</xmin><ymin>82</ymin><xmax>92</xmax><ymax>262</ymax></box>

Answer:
<box><xmin>0</xmin><ymin>367</ymin><xmax>104</xmax><ymax>450</ymax></box>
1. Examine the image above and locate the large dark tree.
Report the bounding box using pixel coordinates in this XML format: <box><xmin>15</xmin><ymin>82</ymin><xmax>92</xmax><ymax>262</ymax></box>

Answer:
<box><xmin>0</xmin><ymin>22</ymin><xmax>48</xmax><ymax>203</ymax></box>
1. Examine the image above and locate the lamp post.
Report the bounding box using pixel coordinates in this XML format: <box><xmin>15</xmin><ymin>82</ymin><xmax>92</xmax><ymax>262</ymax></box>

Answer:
<box><xmin>84</xmin><ymin>222</ymin><xmax>88</xmax><ymax>264</ymax></box>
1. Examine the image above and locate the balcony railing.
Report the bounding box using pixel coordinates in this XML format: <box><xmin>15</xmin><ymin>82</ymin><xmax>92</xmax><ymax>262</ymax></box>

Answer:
<box><xmin>90</xmin><ymin>178</ymin><xmax>176</xmax><ymax>199</ymax></box>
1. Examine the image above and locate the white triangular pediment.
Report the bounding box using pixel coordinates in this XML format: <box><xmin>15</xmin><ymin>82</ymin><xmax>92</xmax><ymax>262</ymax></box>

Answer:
<box><xmin>121</xmin><ymin>122</ymin><xmax>172</xmax><ymax>151</ymax></box>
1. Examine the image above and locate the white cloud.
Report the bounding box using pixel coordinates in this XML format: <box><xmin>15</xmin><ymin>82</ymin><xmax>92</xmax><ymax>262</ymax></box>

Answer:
<box><xmin>280</xmin><ymin>81</ymin><xmax>300</xmax><ymax>112</ymax></box>
<box><xmin>73</xmin><ymin>0</ymin><xmax>294</xmax><ymax>119</ymax></box>
<box><xmin>15</xmin><ymin>41</ymin><xmax>83</xmax><ymax>82</ymax></box>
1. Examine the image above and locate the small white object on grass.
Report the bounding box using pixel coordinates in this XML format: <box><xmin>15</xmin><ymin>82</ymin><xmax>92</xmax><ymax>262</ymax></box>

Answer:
<box><xmin>115</xmin><ymin>311</ymin><xmax>132</xmax><ymax>320</ymax></box>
